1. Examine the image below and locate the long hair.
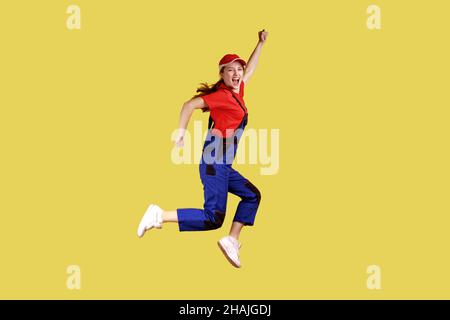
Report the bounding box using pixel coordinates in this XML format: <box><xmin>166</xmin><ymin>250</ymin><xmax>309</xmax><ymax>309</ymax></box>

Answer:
<box><xmin>192</xmin><ymin>67</ymin><xmax>225</xmax><ymax>112</ymax></box>
<box><xmin>192</xmin><ymin>78</ymin><xmax>223</xmax><ymax>112</ymax></box>
<box><xmin>192</xmin><ymin>79</ymin><xmax>223</xmax><ymax>99</ymax></box>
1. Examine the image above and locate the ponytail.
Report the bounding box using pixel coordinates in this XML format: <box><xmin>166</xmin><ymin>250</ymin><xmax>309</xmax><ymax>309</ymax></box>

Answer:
<box><xmin>192</xmin><ymin>78</ymin><xmax>224</xmax><ymax>112</ymax></box>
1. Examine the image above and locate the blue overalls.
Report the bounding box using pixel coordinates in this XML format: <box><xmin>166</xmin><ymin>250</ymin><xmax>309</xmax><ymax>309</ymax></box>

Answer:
<box><xmin>176</xmin><ymin>96</ymin><xmax>261</xmax><ymax>232</ymax></box>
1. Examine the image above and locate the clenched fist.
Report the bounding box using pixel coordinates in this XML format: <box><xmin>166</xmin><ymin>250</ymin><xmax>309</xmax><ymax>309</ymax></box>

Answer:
<box><xmin>258</xmin><ymin>29</ymin><xmax>269</xmax><ymax>44</ymax></box>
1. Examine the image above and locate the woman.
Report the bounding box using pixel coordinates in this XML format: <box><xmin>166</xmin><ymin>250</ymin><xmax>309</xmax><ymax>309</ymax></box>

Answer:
<box><xmin>137</xmin><ymin>30</ymin><xmax>269</xmax><ymax>268</ymax></box>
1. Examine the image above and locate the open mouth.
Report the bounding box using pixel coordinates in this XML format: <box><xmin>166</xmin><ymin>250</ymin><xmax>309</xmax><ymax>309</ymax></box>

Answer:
<box><xmin>232</xmin><ymin>78</ymin><xmax>240</xmax><ymax>86</ymax></box>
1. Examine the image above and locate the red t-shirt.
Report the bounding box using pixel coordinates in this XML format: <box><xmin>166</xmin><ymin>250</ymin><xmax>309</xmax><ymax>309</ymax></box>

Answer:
<box><xmin>200</xmin><ymin>81</ymin><xmax>248</xmax><ymax>138</ymax></box>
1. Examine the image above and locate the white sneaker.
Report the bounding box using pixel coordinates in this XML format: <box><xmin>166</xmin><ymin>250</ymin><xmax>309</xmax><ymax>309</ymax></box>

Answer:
<box><xmin>137</xmin><ymin>204</ymin><xmax>163</xmax><ymax>237</ymax></box>
<box><xmin>218</xmin><ymin>236</ymin><xmax>242</xmax><ymax>268</ymax></box>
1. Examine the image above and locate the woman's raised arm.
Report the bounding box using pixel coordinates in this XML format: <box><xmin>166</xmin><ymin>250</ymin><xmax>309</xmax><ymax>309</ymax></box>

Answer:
<box><xmin>242</xmin><ymin>29</ymin><xmax>269</xmax><ymax>84</ymax></box>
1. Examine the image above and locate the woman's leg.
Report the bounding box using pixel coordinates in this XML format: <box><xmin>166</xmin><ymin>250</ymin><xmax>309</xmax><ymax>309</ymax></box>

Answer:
<box><xmin>227</xmin><ymin>167</ymin><xmax>262</xmax><ymax>238</ymax></box>
<box><xmin>217</xmin><ymin>168</ymin><xmax>261</xmax><ymax>267</ymax></box>
<box><xmin>162</xmin><ymin>210</ymin><xmax>178</xmax><ymax>222</ymax></box>
<box><xmin>229</xmin><ymin>221</ymin><xmax>245</xmax><ymax>240</ymax></box>
<box><xmin>176</xmin><ymin>163</ymin><xmax>229</xmax><ymax>231</ymax></box>
<box><xmin>138</xmin><ymin>163</ymin><xmax>230</xmax><ymax>236</ymax></box>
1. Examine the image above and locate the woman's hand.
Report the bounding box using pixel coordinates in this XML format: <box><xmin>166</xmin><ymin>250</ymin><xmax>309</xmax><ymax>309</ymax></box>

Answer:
<box><xmin>258</xmin><ymin>29</ymin><xmax>269</xmax><ymax>44</ymax></box>
<box><xmin>174</xmin><ymin>135</ymin><xmax>184</xmax><ymax>148</ymax></box>
<box><xmin>174</xmin><ymin>129</ymin><xmax>185</xmax><ymax>148</ymax></box>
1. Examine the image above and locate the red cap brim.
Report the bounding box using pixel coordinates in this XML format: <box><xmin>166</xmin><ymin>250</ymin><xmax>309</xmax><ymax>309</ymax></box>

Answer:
<box><xmin>219</xmin><ymin>58</ymin><xmax>247</xmax><ymax>70</ymax></box>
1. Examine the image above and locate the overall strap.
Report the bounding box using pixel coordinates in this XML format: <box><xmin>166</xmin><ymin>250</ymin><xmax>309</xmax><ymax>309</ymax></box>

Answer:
<box><xmin>230</xmin><ymin>91</ymin><xmax>248</xmax><ymax>128</ymax></box>
<box><xmin>229</xmin><ymin>91</ymin><xmax>247</xmax><ymax>114</ymax></box>
<box><xmin>208</xmin><ymin>114</ymin><xmax>214</xmax><ymax>130</ymax></box>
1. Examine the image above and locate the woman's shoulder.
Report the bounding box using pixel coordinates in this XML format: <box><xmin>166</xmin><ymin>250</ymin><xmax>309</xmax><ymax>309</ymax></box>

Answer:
<box><xmin>202</xmin><ymin>88</ymin><xmax>228</xmax><ymax>100</ymax></box>
<box><xmin>200</xmin><ymin>88</ymin><xmax>229</xmax><ymax>110</ymax></box>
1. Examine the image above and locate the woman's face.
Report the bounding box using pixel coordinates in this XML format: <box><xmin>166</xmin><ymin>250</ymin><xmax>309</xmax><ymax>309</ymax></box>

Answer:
<box><xmin>220</xmin><ymin>61</ymin><xmax>244</xmax><ymax>91</ymax></box>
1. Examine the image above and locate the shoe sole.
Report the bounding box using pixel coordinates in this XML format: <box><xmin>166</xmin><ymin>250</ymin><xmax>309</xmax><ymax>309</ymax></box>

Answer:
<box><xmin>217</xmin><ymin>240</ymin><xmax>241</xmax><ymax>268</ymax></box>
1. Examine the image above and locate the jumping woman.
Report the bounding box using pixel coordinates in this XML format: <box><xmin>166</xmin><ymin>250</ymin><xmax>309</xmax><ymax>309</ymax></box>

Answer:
<box><xmin>137</xmin><ymin>29</ymin><xmax>269</xmax><ymax>268</ymax></box>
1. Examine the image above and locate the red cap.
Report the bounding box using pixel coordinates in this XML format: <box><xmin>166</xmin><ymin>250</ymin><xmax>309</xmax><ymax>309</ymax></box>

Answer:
<box><xmin>219</xmin><ymin>54</ymin><xmax>247</xmax><ymax>71</ymax></box>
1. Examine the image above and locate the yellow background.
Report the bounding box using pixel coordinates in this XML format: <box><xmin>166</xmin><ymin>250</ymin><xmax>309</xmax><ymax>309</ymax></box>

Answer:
<box><xmin>1</xmin><ymin>0</ymin><xmax>449</xmax><ymax>299</ymax></box>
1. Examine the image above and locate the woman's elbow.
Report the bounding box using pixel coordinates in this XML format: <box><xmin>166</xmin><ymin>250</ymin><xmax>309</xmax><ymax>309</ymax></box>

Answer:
<box><xmin>181</xmin><ymin>100</ymin><xmax>196</xmax><ymax>114</ymax></box>
<box><xmin>185</xmin><ymin>97</ymin><xmax>205</xmax><ymax>111</ymax></box>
